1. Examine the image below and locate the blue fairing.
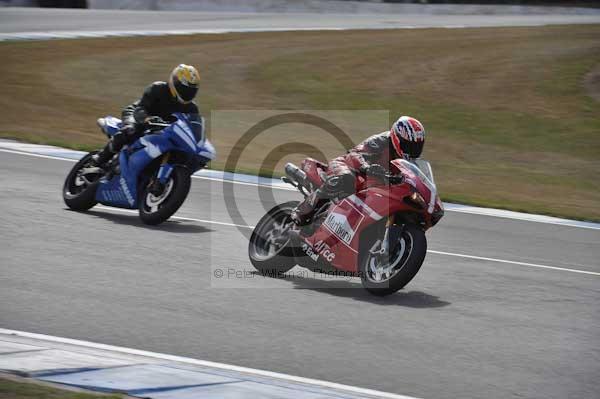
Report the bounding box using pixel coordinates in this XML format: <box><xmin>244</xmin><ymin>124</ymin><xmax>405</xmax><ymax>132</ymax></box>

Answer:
<box><xmin>100</xmin><ymin>116</ymin><xmax>123</xmax><ymax>137</ymax></box>
<box><xmin>95</xmin><ymin>113</ymin><xmax>216</xmax><ymax>209</ymax></box>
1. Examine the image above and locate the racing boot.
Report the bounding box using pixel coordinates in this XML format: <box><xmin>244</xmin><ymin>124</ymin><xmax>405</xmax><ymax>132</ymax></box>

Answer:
<box><xmin>92</xmin><ymin>129</ymin><xmax>130</xmax><ymax>168</ymax></box>
<box><xmin>292</xmin><ymin>174</ymin><xmax>353</xmax><ymax>226</ymax></box>
<box><xmin>91</xmin><ymin>144</ymin><xmax>114</xmax><ymax>168</ymax></box>
<box><xmin>291</xmin><ymin>189</ymin><xmax>325</xmax><ymax>226</ymax></box>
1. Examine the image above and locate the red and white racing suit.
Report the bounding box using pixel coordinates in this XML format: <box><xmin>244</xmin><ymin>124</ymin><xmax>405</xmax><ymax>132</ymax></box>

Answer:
<box><xmin>293</xmin><ymin>131</ymin><xmax>402</xmax><ymax>224</ymax></box>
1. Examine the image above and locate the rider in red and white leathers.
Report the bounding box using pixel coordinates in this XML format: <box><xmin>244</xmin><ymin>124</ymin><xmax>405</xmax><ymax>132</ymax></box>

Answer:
<box><xmin>291</xmin><ymin>116</ymin><xmax>426</xmax><ymax>225</ymax></box>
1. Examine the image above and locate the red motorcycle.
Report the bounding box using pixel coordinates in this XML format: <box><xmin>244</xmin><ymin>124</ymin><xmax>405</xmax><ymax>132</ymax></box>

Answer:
<box><xmin>248</xmin><ymin>157</ymin><xmax>444</xmax><ymax>296</ymax></box>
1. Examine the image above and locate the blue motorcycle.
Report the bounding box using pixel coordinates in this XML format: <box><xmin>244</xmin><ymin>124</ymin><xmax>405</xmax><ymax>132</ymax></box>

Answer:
<box><xmin>63</xmin><ymin>112</ymin><xmax>216</xmax><ymax>225</ymax></box>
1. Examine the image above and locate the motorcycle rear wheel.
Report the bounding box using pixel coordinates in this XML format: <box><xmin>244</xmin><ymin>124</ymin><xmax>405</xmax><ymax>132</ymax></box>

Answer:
<box><xmin>63</xmin><ymin>152</ymin><xmax>101</xmax><ymax>211</ymax></box>
<box><xmin>360</xmin><ymin>224</ymin><xmax>427</xmax><ymax>296</ymax></box>
<box><xmin>248</xmin><ymin>201</ymin><xmax>299</xmax><ymax>276</ymax></box>
<box><xmin>138</xmin><ymin>166</ymin><xmax>191</xmax><ymax>225</ymax></box>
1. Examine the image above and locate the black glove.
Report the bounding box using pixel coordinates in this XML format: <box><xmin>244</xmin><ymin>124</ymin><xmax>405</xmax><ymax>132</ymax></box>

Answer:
<box><xmin>146</xmin><ymin>116</ymin><xmax>166</xmax><ymax>124</ymax></box>
<box><xmin>109</xmin><ymin>131</ymin><xmax>128</xmax><ymax>152</ymax></box>
<box><xmin>363</xmin><ymin>164</ymin><xmax>387</xmax><ymax>178</ymax></box>
<box><xmin>108</xmin><ymin>124</ymin><xmax>136</xmax><ymax>152</ymax></box>
<box><xmin>120</xmin><ymin>124</ymin><xmax>136</xmax><ymax>136</ymax></box>
<box><xmin>132</xmin><ymin>107</ymin><xmax>148</xmax><ymax>124</ymax></box>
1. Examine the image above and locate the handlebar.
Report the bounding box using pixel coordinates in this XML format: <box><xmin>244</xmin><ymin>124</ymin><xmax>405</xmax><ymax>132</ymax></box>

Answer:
<box><xmin>385</xmin><ymin>175</ymin><xmax>404</xmax><ymax>185</ymax></box>
<box><xmin>146</xmin><ymin>122</ymin><xmax>170</xmax><ymax>128</ymax></box>
<box><xmin>363</xmin><ymin>173</ymin><xmax>404</xmax><ymax>186</ymax></box>
<box><xmin>143</xmin><ymin>117</ymin><xmax>170</xmax><ymax>133</ymax></box>
<box><xmin>145</xmin><ymin>116</ymin><xmax>169</xmax><ymax>125</ymax></box>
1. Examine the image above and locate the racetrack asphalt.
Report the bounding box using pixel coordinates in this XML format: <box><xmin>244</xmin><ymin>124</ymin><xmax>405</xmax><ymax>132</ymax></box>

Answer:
<box><xmin>1</xmin><ymin>6</ymin><xmax>600</xmax><ymax>36</ymax></box>
<box><xmin>1</xmin><ymin>150</ymin><xmax>599</xmax><ymax>399</ymax></box>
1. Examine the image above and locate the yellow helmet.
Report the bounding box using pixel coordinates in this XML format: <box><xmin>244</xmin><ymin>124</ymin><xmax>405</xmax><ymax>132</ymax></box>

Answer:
<box><xmin>169</xmin><ymin>64</ymin><xmax>200</xmax><ymax>104</ymax></box>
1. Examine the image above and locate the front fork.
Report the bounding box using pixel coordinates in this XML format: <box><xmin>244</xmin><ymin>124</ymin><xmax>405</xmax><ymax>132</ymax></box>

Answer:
<box><xmin>150</xmin><ymin>153</ymin><xmax>173</xmax><ymax>195</ymax></box>
<box><xmin>157</xmin><ymin>153</ymin><xmax>173</xmax><ymax>183</ymax></box>
<box><xmin>370</xmin><ymin>214</ymin><xmax>403</xmax><ymax>258</ymax></box>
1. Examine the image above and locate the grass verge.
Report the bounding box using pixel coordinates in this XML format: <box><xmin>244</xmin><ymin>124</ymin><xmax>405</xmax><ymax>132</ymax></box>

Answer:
<box><xmin>0</xmin><ymin>377</ymin><xmax>122</xmax><ymax>399</ymax></box>
<box><xmin>0</xmin><ymin>26</ymin><xmax>599</xmax><ymax>220</ymax></box>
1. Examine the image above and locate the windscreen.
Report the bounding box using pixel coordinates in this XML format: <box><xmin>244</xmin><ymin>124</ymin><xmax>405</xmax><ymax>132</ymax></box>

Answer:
<box><xmin>412</xmin><ymin>159</ymin><xmax>436</xmax><ymax>188</ymax></box>
<box><xmin>396</xmin><ymin>159</ymin><xmax>438</xmax><ymax>214</ymax></box>
<box><xmin>396</xmin><ymin>159</ymin><xmax>437</xmax><ymax>192</ymax></box>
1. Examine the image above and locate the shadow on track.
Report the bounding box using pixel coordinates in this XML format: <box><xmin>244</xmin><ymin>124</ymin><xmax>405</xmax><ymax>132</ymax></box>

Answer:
<box><xmin>251</xmin><ymin>272</ymin><xmax>450</xmax><ymax>307</ymax></box>
<box><xmin>68</xmin><ymin>209</ymin><xmax>214</xmax><ymax>233</ymax></box>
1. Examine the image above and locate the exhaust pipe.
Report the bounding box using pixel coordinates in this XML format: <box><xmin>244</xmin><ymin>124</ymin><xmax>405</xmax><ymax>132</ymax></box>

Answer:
<box><xmin>285</xmin><ymin>163</ymin><xmax>307</xmax><ymax>186</ymax></box>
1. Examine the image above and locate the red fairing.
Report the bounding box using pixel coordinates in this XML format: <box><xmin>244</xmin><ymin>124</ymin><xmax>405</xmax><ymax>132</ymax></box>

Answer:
<box><xmin>300</xmin><ymin>159</ymin><xmax>442</xmax><ymax>273</ymax></box>
<box><xmin>303</xmin><ymin>194</ymin><xmax>374</xmax><ymax>272</ymax></box>
<box><xmin>390</xmin><ymin>159</ymin><xmax>442</xmax><ymax>226</ymax></box>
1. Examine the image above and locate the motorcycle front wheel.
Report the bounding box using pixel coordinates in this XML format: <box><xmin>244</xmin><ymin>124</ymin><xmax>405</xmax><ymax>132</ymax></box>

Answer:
<box><xmin>248</xmin><ymin>201</ymin><xmax>299</xmax><ymax>276</ymax></box>
<box><xmin>138</xmin><ymin>166</ymin><xmax>191</xmax><ymax>225</ymax></box>
<box><xmin>63</xmin><ymin>151</ymin><xmax>101</xmax><ymax>211</ymax></box>
<box><xmin>360</xmin><ymin>224</ymin><xmax>427</xmax><ymax>296</ymax></box>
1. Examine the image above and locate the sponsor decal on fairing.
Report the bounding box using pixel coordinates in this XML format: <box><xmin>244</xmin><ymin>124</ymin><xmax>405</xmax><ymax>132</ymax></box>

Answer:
<box><xmin>322</xmin><ymin>206</ymin><xmax>365</xmax><ymax>245</ymax></box>
<box><xmin>301</xmin><ymin>240</ymin><xmax>336</xmax><ymax>263</ymax></box>
<box><xmin>301</xmin><ymin>242</ymin><xmax>320</xmax><ymax>262</ymax></box>
<box><xmin>120</xmin><ymin>177</ymin><xmax>135</xmax><ymax>206</ymax></box>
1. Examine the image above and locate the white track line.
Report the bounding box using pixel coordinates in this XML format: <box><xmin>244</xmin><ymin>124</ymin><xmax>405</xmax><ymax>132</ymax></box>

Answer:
<box><xmin>95</xmin><ymin>206</ymin><xmax>598</xmax><ymax>277</ymax></box>
<box><xmin>0</xmin><ymin>28</ymin><xmax>349</xmax><ymax>42</ymax></box>
<box><xmin>0</xmin><ymin>328</ymin><xmax>420</xmax><ymax>399</ymax></box>
<box><xmin>0</xmin><ymin>148</ymin><xmax>79</xmax><ymax>162</ymax></box>
<box><xmin>191</xmin><ymin>174</ymin><xmax>295</xmax><ymax>191</ymax></box>
<box><xmin>0</xmin><ymin>148</ymin><xmax>295</xmax><ymax>189</ymax></box>
<box><xmin>95</xmin><ymin>205</ymin><xmax>254</xmax><ymax>229</ymax></box>
<box><xmin>2</xmin><ymin>147</ymin><xmax>599</xmax><ymax>230</ymax></box>
<box><xmin>427</xmin><ymin>250</ymin><xmax>599</xmax><ymax>276</ymax></box>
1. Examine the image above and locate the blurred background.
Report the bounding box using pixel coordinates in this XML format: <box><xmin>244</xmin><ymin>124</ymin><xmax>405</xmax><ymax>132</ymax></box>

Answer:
<box><xmin>2</xmin><ymin>0</ymin><xmax>600</xmax><ymax>10</ymax></box>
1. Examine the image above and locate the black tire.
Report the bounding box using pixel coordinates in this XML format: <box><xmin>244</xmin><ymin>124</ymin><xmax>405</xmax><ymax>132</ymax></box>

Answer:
<box><xmin>248</xmin><ymin>201</ymin><xmax>299</xmax><ymax>276</ymax></box>
<box><xmin>360</xmin><ymin>224</ymin><xmax>427</xmax><ymax>296</ymax></box>
<box><xmin>138</xmin><ymin>166</ymin><xmax>191</xmax><ymax>225</ymax></box>
<box><xmin>63</xmin><ymin>152</ymin><xmax>100</xmax><ymax>211</ymax></box>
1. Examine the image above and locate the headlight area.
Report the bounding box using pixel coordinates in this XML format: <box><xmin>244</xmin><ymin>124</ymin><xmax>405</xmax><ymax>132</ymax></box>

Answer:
<box><xmin>403</xmin><ymin>191</ymin><xmax>427</xmax><ymax>210</ymax></box>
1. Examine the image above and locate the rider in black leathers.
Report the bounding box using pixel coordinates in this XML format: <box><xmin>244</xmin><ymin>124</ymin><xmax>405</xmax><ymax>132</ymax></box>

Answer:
<box><xmin>93</xmin><ymin>64</ymin><xmax>201</xmax><ymax>165</ymax></box>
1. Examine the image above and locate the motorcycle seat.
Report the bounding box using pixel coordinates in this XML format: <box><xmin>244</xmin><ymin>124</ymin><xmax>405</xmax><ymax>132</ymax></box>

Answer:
<box><xmin>97</xmin><ymin>116</ymin><xmax>122</xmax><ymax>137</ymax></box>
<box><xmin>96</xmin><ymin>117</ymin><xmax>108</xmax><ymax>131</ymax></box>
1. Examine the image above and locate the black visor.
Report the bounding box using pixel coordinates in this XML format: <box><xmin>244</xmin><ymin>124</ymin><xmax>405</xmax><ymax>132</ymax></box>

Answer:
<box><xmin>175</xmin><ymin>81</ymin><xmax>198</xmax><ymax>102</ymax></box>
<box><xmin>400</xmin><ymin>136</ymin><xmax>424</xmax><ymax>158</ymax></box>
